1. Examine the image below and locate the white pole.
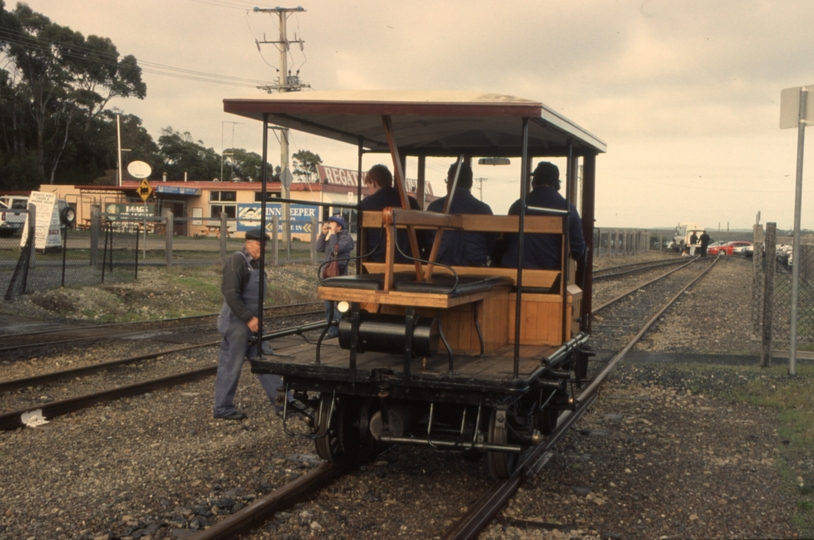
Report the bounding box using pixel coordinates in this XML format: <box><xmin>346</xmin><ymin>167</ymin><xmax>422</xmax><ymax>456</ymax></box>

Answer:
<box><xmin>789</xmin><ymin>88</ymin><xmax>807</xmax><ymax>376</ymax></box>
<box><xmin>116</xmin><ymin>114</ymin><xmax>123</xmax><ymax>188</ymax></box>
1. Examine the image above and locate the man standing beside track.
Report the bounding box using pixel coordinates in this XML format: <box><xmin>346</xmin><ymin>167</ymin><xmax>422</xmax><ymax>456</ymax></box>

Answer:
<box><xmin>699</xmin><ymin>230</ymin><xmax>712</xmax><ymax>257</ymax></box>
<box><xmin>213</xmin><ymin>227</ymin><xmax>283</xmax><ymax>421</ymax></box>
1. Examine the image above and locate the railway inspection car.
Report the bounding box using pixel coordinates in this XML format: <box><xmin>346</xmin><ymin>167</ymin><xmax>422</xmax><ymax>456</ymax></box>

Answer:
<box><xmin>223</xmin><ymin>91</ymin><xmax>605</xmax><ymax>479</ymax></box>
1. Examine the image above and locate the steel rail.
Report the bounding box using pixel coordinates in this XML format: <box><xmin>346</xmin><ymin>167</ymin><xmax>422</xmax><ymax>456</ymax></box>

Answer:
<box><xmin>593</xmin><ymin>258</ymin><xmax>700</xmax><ymax>314</ymax></box>
<box><xmin>193</xmin><ymin>462</ymin><xmax>352</xmax><ymax>540</ymax></box>
<box><xmin>0</xmin><ymin>301</ymin><xmax>323</xmax><ymax>339</ymax></box>
<box><xmin>0</xmin><ymin>320</ymin><xmax>326</xmax><ymax>430</ymax></box>
<box><xmin>0</xmin><ymin>309</ymin><xmax>323</xmax><ymax>354</ymax></box>
<box><xmin>441</xmin><ymin>257</ymin><xmax>719</xmax><ymax>540</ymax></box>
<box><xmin>593</xmin><ymin>257</ymin><xmax>694</xmax><ymax>281</ymax></box>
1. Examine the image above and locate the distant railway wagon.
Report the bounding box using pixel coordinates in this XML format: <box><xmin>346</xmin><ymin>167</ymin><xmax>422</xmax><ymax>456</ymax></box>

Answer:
<box><xmin>223</xmin><ymin>91</ymin><xmax>606</xmax><ymax>479</ymax></box>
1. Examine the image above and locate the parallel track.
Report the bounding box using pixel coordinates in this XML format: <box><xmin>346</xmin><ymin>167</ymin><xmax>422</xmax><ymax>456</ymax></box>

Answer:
<box><xmin>440</xmin><ymin>258</ymin><xmax>719</xmax><ymax>539</ymax></box>
<box><xmin>0</xmin><ymin>303</ymin><xmax>323</xmax><ymax>355</ymax></box>
<box><xmin>0</xmin><ymin>320</ymin><xmax>326</xmax><ymax>430</ymax></box>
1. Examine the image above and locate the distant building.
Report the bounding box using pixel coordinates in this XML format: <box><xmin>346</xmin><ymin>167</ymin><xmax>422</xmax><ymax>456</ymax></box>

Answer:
<box><xmin>31</xmin><ymin>165</ymin><xmax>437</xmax><ymax>239</ymax></box>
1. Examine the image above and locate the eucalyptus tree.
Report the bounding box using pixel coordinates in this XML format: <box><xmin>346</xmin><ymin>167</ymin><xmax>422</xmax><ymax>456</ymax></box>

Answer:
<box><xmin>0</xmin><ymin>2</ymin><xmax>145</xmax><ymax>184</ymax></box>
<box><xmin>158</xmin><ymin>127</ymin><xmax>220</xmax><ymax>181</ymax></box>
<box><xmin>292</xmin><ymin>149</ymin><xmax>322</xmax><ymax>183</ymax></box>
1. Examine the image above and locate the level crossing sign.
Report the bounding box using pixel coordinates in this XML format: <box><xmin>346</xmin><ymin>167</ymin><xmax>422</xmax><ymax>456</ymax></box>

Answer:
<box><xmin>138</xmin><ymin>179</ymin><xmax>153</xmax><ymax>202</ymax></box>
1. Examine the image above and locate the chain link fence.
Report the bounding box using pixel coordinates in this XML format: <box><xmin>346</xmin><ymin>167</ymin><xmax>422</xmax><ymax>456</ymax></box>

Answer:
<box><xmin>2</xmin><ymin>210</ymin><xmax>139</xmax><ymax>300</ymax></box>
<box><xmin>593</xmin><ymin>228</ymin><xmax>651</xmax><ymax>257</ymax></box>
<box><xmin>2</xmin><ymin>208</ymin><xmax>321</xmax><ymax>300</ymax></box>
<box><xmin>752</xmin><ymin>224</ymin><xmax>814</xmax><ymax>354</ymax></box>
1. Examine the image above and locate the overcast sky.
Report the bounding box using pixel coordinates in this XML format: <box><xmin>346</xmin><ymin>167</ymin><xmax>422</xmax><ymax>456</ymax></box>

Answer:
<box><xmin>13</xmin><ymin>0</ymin><xmax>814</xmax><ymax>231</ymax></box>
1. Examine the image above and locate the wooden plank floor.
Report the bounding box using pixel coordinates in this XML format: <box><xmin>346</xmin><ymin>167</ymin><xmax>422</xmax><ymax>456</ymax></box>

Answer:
<box><xmin>256</xmin><ymin>336</ymin><xmax>558</xmax><ymax>384</ymax></box>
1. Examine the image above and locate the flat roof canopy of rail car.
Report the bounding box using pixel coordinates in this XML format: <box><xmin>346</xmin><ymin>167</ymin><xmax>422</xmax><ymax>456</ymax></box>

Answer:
<box><xmin>223</xmin><ymin>90</ymin><xmax>606</xmax><ymax>157</ymax></box>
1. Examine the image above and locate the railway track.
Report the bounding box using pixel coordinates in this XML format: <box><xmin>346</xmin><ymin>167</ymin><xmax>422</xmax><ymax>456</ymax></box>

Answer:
<box><xmin>0</xmin><ymin>320</ymin><xmax>326</xmax><ymax>430</ymax></box>
<box><xmin>438</xmin><ymin>256</ymin><xmax>719</xmax><ymax>539</ymax></box>
<box><xmin>167</xmin><ymin>258</ymin><xmax>721</xmax><ymax>539</ymax></box>
<box><xmin>0</xmin><ymin>301</ymin><xmax>323</xmax><ymax>357</ymax></box>
<box><xmin>593</xmin><ymin>256</ymin><xmax>691</xmax><ymax>280</ymax></box>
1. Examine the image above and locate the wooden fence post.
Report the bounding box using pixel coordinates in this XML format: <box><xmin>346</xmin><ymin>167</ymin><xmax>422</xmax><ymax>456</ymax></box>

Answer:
<box><xmin>165</xmin><ymin>210</ymin><xmax>173</xmax><ymax>268</ymax></box>
<box><xmin>310</xmin><ymin>215</ymin><xmax>317</xmax><ymax>265</ymax></box>
<box><xmin>90</xmin><ymin>205</ymin><xmax>100</xmax><ymax>267</ymax></box>
<box><xmin>752</xmin><ymin>224</ymin><xmax>764</xmax><ymax>338</ymax></box>
<box><xmin>272</xmin><ymin>215</ymin><xmax>279</xmax><ymax>267</ymax></box>
<box><xmin>761</xmin><ymin>222</ymin><xmax>776</xmax><ymax>368</ymax></box>
<box><xmin>219</xmin><ymin>212</ymin><xmax>228</xmax><ymax>263</ymax></box>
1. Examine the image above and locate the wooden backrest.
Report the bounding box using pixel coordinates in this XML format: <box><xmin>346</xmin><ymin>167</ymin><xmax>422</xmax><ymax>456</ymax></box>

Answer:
<box><xmin>362</xmin><ymin>262</ymin><xmax>561</xmax><ymax>290</ymax></box>
<box><xmin>361</xmin><ymin>211</ymin><xmax>563</xmax><ymax>234</ymax></box>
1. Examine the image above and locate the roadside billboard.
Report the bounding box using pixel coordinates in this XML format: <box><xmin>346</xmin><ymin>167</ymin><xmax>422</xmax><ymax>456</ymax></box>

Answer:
<box><xmin>236</xmin><ymin>203</ymin><xmax>317</xmax><ymax>234</ymax></box>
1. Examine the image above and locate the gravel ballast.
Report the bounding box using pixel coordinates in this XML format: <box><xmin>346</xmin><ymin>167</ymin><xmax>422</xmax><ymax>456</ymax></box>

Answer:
<box><xmin>0</xmin><ymin>254</ymin><xmax>811</xmax><ymax>539</ymax></box>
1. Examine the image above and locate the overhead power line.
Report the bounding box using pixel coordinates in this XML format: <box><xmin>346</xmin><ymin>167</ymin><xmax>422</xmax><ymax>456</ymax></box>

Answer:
<box><xmin>0</xmin><ymin>27</ymin><xmax>275</xmax><ymax>89</ymax></box>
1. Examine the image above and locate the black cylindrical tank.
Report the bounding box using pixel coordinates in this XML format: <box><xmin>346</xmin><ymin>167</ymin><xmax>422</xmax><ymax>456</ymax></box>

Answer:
<box><xmin>338</xmin><ymin>312</ymin><xmax>439</xmax><ymax>358</ymax></box>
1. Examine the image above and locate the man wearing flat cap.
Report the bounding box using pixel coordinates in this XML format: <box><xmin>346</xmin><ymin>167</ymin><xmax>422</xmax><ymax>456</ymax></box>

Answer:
<box><xmin>501</xmin><ymin>161</ymin><xmax>586</xmax><ymax>270</ymax></box>
<box><xmin>316</xmin><ymin>215</ymin><xmax>354</xmax><ymax>337</ymax></box>
<box><xmin>213</xmin><ymin>227</ymin><xmax>283</xmax><ymax>420</ymax></box>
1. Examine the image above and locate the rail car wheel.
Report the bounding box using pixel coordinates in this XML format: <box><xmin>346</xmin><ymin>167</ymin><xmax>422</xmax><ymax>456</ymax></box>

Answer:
<box><xmin>314</xmin><ymin>394</ymin><xmax>373</xmax><ymax>464</ymax></box>
<box><xmin>486</xmin><ymin>409</ymin><xmax>518</xmax><ymax>480</ymax></box>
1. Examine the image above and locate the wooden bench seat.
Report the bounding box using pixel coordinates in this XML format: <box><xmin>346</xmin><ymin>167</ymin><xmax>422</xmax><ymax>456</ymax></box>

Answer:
<box><xmin>361</xmin><ymin>262</ymin><xmax>562</xmax><ymax>293</ymax></box>
<box><xmin>324</xmin><ymin>272</ymin><xmax>512</xmax><ymax>296</ymax></box>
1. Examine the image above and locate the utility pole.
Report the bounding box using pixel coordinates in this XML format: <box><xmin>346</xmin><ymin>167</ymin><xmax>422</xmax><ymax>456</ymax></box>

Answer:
<box><xmin>220</xmin><ymin>121</ymin><xmax>242</xmax><ymax>182</ymax></box>
<box><xmin>474</xmin><ymin>177</ymin><xmax>488</xmax><ymax>201</ymax></box>
<box><xmin>254</xmin><ymin>6</ymin><xmax>309</xmax><ymax>248</ymax></box>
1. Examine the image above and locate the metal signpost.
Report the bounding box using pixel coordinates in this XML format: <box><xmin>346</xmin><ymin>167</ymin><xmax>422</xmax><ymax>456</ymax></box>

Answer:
<box><xmin>130</xmin><ymin>161</ymin><xmax>154</xmax><ymax>261</ymax></box>
<box><xmin>779</xmin><ymin>85</ymin><xmax>813</xmax><ymax>375</ymax></box>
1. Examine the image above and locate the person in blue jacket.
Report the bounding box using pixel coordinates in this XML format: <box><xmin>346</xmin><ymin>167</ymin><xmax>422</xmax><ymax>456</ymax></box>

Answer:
<box><xmin>359</xmin><ymin>164</ymin><xmax>425</xmax><ymax>262</ymax></box>
<box><xmin>316</xmin><ymin>215</ymin><xmax>354</xmax><ymax>337</ymax></box>
<box><xmin>427</xmin><ymin>162</ymin><xmax>495</xmax><ymax>266</ymax></box>
<box><xmin>501</xmin><ymin>162</ymin><xmax>586</xmax><ymax>270</ymax></box>
<box><xmin>213</xmin><ymin>227</ymin><xmax>284</xmax><ymax>421</ymax></box>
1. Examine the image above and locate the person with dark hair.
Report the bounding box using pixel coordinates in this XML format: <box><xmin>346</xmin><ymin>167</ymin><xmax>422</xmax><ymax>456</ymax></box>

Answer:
<box><xmin>359</xmin><ymin>164</ymin><xmax>424</xmax><ymax>262</ymax></box>
<box><xmin>426</xmin><ymin>162</ymin><xmax>495</xmax><ymax>266</ymax></box>
<box><xmin>699</xmin><ymin>230</ymin><xmax>712</xmax><ymax>257</ymax></box>
<box><xmin>316</xmin><ymin>215</ymin><xmax>354</xmax><ymax>337</ymax></box>
<box><xmin>501</xmin><ymin>161</ymin><xmax>586</xmax><ymax>270</ymax></box>
<box><xmin>213</xmin><ymin>227</ymin><xmax>284</xmax><ymax>421</ymax></box>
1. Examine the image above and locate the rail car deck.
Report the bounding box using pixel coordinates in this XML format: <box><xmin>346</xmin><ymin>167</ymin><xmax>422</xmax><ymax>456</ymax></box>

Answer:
<box><xmin>253</xmin><ymin>340</ymin><xmax>560</xmax><ymax>394</ymax></box>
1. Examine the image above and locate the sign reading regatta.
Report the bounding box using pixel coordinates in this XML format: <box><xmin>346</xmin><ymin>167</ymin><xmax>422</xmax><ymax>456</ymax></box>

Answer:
<box><xmin>316</xmin><ymin>165</ymin><xmax>433</xmax><ymax>195</ymax></box>
<box><xmin>20</xmin><ymin>191</ymin><xmax>62</xmax><ymax>250</ymax></box>
<box><xmin>236</xmin><ymin>203</ymin><xmax>317</xmax><ymax>233</ymax></box>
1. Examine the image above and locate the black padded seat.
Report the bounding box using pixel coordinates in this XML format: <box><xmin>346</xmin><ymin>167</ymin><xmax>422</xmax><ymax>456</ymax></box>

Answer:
<box><xmin>322</xmin><ymin>272</ymin><xmax>415</xmax><ymax>290</ymax></box>
<box><xmin>394</xmin><ymin>275</ymin><xmax>513</xmax><ymax>297</ymax></box>
<box><xmin>512</xmin><ymin>274</ymin><xmax>561</xmax><ymax>295</ymax></box>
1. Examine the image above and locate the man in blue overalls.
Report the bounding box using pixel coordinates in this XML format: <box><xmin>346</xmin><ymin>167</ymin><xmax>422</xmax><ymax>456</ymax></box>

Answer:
<box><xmin>213</xmin><ymin>227</ymin><xmax>283</xmax><ymax>420</ymax></box>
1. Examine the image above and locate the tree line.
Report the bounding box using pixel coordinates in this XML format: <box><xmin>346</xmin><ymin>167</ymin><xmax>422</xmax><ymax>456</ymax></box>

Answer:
<box><xmin>0</xmin><ymin>2</ymin><xmax>322</xmax><ymax>191</ymax></box>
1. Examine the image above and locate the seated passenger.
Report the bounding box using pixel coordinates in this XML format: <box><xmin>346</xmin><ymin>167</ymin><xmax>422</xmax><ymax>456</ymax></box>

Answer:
<box><xmin>427</xmin><ymin>162</ymin><xmax>495</xmax><ymax>266</ymax></box>
<box><xmin>359</xmin><ymin>164</ymin><xmax>424</xmax><ymax>263</ymax></box>
<box><xmin>501</xmin><ymin>161</ymin><xmax>586</xmax><ymax>270</ymax></box>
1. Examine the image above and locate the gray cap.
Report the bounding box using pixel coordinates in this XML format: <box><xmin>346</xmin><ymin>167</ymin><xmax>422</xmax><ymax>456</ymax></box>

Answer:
<box><xmin>245</xmin><ymin>227</ymin><xmax>270</xmax><ymax>242</ymax></box>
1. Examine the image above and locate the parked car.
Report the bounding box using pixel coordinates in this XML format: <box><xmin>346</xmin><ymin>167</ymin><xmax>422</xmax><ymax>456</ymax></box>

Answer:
<box><xmin>776</xmin><ymin>244</ymin><xmax>793</xmax><ymax>267</ymax></box>
<box><xmin>0</xmin><ymin>195</ymin><xmax>29</xmax><ymax>237</ymax></box>
<box><xmin>732</xmin><ymin>243</ymin><xmax>753</xmax><ymax>256</ymax></box>
<box><xmin>708</xmin><ymin>240</ymin><xmax>752</xmax><ymax>256</ymax></box>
